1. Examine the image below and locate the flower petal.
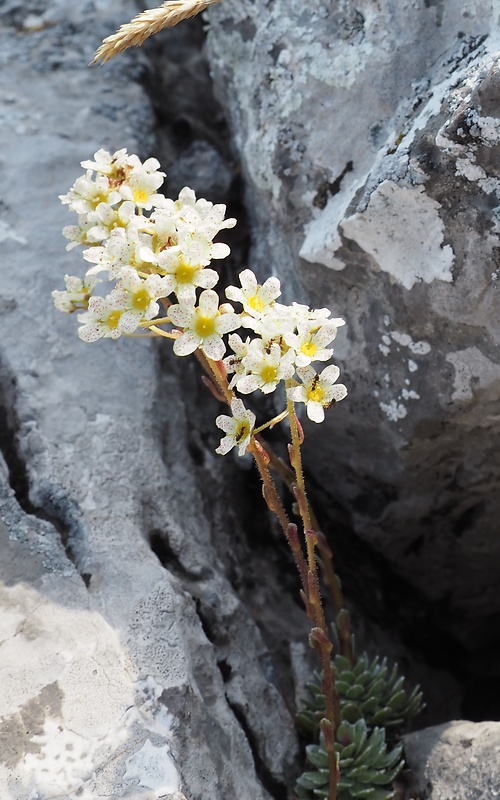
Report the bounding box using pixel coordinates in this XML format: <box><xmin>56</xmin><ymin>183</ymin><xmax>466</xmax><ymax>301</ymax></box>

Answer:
<box><xmin>173</xmin><ymin>330</ymin><xmax>200</xmax><ymax>356</ymax></box>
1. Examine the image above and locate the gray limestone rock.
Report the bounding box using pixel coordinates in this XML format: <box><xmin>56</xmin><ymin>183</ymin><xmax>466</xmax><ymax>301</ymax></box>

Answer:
<box><xmin>404</xmin><ymin>720</ymin><xmax>500</xmax><ymax>799</ymax></box>
<box><xmin>205</xmin><ymin>0</ymin><xmax>500</xmax><ymax>648</ymax></box>
<box><xmin>0</xmin><ymin>1</ymin><xmax>300</xmax><ymax>798</ymax></box>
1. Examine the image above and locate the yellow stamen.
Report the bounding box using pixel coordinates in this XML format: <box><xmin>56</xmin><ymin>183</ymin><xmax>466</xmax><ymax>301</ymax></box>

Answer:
<box><xmin>261</xmin><ymin>365</ymin><xmax>278</xmax><ymax>384</ymax></box>
<box><xmin>133</xmin><ymin>188</ymin><xmax>149</xmax><ymax>205</ymax></box>
<box><xmin>248</xmin><ymin>295</ymin><xmax>264</xmax><ymax>313</ymax></box>
<box><xmin>195</xmin><ymin>314</ymin><xmax>216</xmax><ymax>338</ymax></box>
<box><xmin>107</xmin><ymin>310</ymin><xmax>122</xmax><ymax>330</ymax></box>
<box><xmin>132</xmin><ymin>287</ymin><xmax>151</xmax><ymax>312</ymax></box>
<box><xmin>308</xmin><ymin>385</ymin><xmax>324</xmax><ymax>403</ymax></box>
<box><xmin>175</xmin><ymin>262</ymin><xmax>197</xmax><ymax>284</ymax></box>
<box><xmin>301</xmin><ymin>341</ymin><xmax>317</xmax><ymax>358</ymax></box>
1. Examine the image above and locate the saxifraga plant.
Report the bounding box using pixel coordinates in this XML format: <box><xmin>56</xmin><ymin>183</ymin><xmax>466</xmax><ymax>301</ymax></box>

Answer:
<box><xmin>55</xmin><ymin>148</ymin><xmax>347</xmax><ymax>799</ymax></box>
<box><xmin>52</xmin><ymin>4</ymin><xmax>426</xmax><ymax>798</ymax></box>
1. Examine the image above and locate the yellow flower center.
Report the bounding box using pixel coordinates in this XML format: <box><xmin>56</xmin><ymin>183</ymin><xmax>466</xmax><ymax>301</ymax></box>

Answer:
<box><xmin>107</xmin><ymin>310</ymin><xmax>122</xmax><ymax>330</ymax></box>
<box><xmin>261</xmin><ymin>365</ymin><xmax>278</xmax><ymax>384</ymax></box>
<box><xmin>301</xmin><ymin>341</ymin><xmax>317</xmax><ymax>358</ymax></box>
<box><xmin>92</xmin><ymin>191</ymin><xmax>109</xmax><ymax>209</ymax></box>
<box><xmin>308</xmin><ymin>385</ymin><xmax>324</xmax><ymax>403</ymax></box>
<box><xmin>175</xmin><ymin>262</ymin><xmax>197</xmax><ymax>284</ymax></box>
<box><xmin>131</xmin><ymin>287</ymin><xmax>151</xmax><ymax>312</ymax></box>
<box><xmin>133</xmin><ymin>188</ymin><xmax>149</xmax><ymax>205</ymax></box>
<box><xmin>248</xmin><ymin>295</ymin><xmax>264</xmax><ymax>313</ymax></box>
<box><xmin>195</xmin><ymin>314</ymin><xmax>216</xmax><ymax>338</ymax></box>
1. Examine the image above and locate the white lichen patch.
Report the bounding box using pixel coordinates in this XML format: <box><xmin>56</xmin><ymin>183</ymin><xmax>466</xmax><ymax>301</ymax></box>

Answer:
<box><xmin>380</xmin><ymin>400</ymin><xmax>407</xmax><ymax>421</ymax></box>
<box><xmin>456</xmin><ymin>157</ymin><xmax>486</xmax><ymax>182</ymax></box>
<box><xmin>378</xmin><ymin>330</ymin><xmax>431</xmax><ymax>359</ymax></box>
<box><xmin>23</xmin><ymin>718</ymin><xmax>99</xmax><ymax>797</ymax></box>
<box><xmin>376</xmin><ymin>328</ymin><xmax>427</xmax><ymax>421</ymax></box>
<box><xmin>402</xmin><ymin>388</ymin><xmax>420</xmax><ymax>400</ymax></box>
<box><xmin>341</xmin><ymin>181</ymin><xmax>455</xmax><ymax>290</ymax></box>
<box><xmin>446</xmin><ymin>347</ymin><xmax>500</xmax><ymax>401</ymax></box>
<box><xmin>125</xmin><ymin>676</ymin><xmax>177</xmax><ymax>739</ymax></box>
<box><xmin>390</xmin><ymin>332</ymin><xmax>431</xmax><ymax>355</ymax></box>
<box><xmin>124</xmin><ymin>740</ymin><xmax>180</xmax><ymax>795</ymax></box>
<box><xmin>308</xmin><ymin>39</ymin><xmax>375</xmax><ymax>89</ymax></box>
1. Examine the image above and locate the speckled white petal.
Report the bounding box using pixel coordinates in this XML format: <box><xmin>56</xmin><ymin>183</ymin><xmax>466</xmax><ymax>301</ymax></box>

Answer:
<box><xmin>236</xmin><ymin>375</ymin><xmax>261</xmax><ymax>394</ymax></box>
<box><xmin>215</xmin><ymin>312</ymin><xmax>241</xmax><ymax>335</ymax></box>
<box><xmin>259</xmin><ymin>276</ymin><xmax>281</xmax><ymax>302</ymax></box>
<box><xmin>211</xmin><ymin>242</ymin><xmax>231</xmax><ymax>259</ymax></box>
<box><xmin>119</xmin><ymin>311</ymin><xmax>141</xmax><ymax>333</ymax></box>
<box><xmin>216</xmin><ymin>414</ymin><xmax>236</xmax><ymax>433</ymax></box>
<box><xmin>175</xmin><ymin>283</ymin><xmax>197</xmax><ymax>306</ymax></box>
<box><xmin>78</xmin><ymin>323</ymin><xmax>105</xmax><ymax>343</ymax></box>
<box><xmin>201</xmin><ymin>334</ymin><xmax>225</xmax><ymax>361</ymax></box>
<box><xmin>198</xmin><ymin>289</ymin><xmax>219</xmax><ymax>316</ymax></box>
<box><xmin>287</xmin><ymin>386</ymin><xmax>307</xmax><ymax>404</ymax></box>
<box><xmin>216</xmin><ymin>436</ymin><xmax>235</xmax><ymax>455</ymax></box>
<box><xmin>173</xmin><ymin>330</ymin><xmax>200</xmax><ymax>356</ymax></box>
<box><xmin>320</xmin><ymin>364</ymin><xmax>340</xmax><ymax>383</ymax></box>
<box><xmin>168</xmin><ymin>304</ymin><xmax>196</xmax><ymax>328</ymax></box>
<box><xmin>330</xmin><ymin>384</ymin><xmax>348</xmax><ymax>402</ymax></box>
<box><xmin>196</xmin><ymin>268</ymin><xmax>219</xmax><ymax>289</ymax></box>
<box><xmin>307</xmin><ymin>401</ymin><xmax>325</xmax><ymax>423</ymax></box>
<box><xmin>296</xmin><ymin>365</ymin><xmax>316</xmax><ymax>384</ymax></box>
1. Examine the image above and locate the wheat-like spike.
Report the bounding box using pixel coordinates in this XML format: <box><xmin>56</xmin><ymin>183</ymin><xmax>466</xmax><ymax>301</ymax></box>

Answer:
<box><xmin>90</xmin><ymin>0</ymin><xmax>223</xmax><ymax>65</ymax></box>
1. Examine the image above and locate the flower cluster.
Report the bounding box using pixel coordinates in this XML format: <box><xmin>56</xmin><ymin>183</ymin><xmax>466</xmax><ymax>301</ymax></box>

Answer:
<box><xmin>55</xmin><ymin>149</ymin><xmax>347</xmax><ymax>456</ymax></box>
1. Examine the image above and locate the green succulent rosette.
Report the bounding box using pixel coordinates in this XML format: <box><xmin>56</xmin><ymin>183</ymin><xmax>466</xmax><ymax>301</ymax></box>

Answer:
<box><xmin>297</xmin><ymin>653</ymin><xmax>424</xmax><ymax>735</ymax></box>
<box><xmin>296</xmin><ymin>718</ymin><xmax>404</xmax><ymax>800</ymax></box>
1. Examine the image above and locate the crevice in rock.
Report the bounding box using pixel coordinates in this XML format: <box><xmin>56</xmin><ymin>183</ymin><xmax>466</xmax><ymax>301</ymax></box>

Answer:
<box><xmin>196</xmin><ymin>594</ymin><xmax>291</xmax><ymax>800</ymax></box>
<box><xmin>0</xmin><ymin>359</ymin><xmax>87</xmax><ymax>585</ymax></box>
<box><xmin>227</xmin><ymin>698</ymin><xmax>289</xmax><ymax>800</ymax></box>
<box><xmin>313</xmin><ymin>161</ymin><xmax>354</xmax><ymax>209</ymax></box>
<box><xmin>148</xmin><ymin>528</ymin><xmax>207</xmax><ymax>582</ymax></box>
<box><xmin>307</xmin><ymin>470</ymin><xmax>500</xmax><ymax>724</ymax></box>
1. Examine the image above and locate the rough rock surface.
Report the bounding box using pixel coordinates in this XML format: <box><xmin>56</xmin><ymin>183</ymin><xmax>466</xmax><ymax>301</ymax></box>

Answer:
<box><xmin>0</xmin><ymin>1</ymin><xmax>302</xmax><ymax>798</ymax></box>
<box><xmin>404</xmin><ymin>720</ymin><xmax>500</xmax><ymax>799</ymax></box>
<box><xmin>205</xmin><ymin>0</ymin><xmax>500</xmax><ymax>648</ymax></box>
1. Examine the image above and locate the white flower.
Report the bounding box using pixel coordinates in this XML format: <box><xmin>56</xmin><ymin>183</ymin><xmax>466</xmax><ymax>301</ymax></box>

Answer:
<box><xmin>85</xmin><ymin>200</ymin><xmax>137</xmax><ymax>242</ymax></box>
<box><xmin>62</xmin><ymin>216</ymin><xmax>96</xmax><ymax>251</ymax></box>
<box><xmin>83</xmin><ymin>222</ymin><xmax>151</xmax><ymax>280</ymax></box>
<box><xmin>243</xmin><ymin>305</ymin><xmax>296</xmax><ymax>345</ymax></box>
<box><xmin>226</xmin><ymin>269</ymin><xmax>281</xmax><ymax>317</ymax></box>
<box><xmin>76</xmin><ymin>290</ymin><xmax>141</xmax><ymax>342</ymax></box>
<box><xmin>215</xmin><ymin>398</ymin><xmax>256</xmax><ymax>457</ymax></box>
<box><xmin>81</xmin><ymin>148</ymin><xmax>130</xmax><ymax>176</ymax></box>
<box><xmin>116</xmin><ymin>267</ymin><xmax>175</xmax><ymax>319</ymax></box>
<box><xmin>154</xmin><ymin>229</ymin><xmax>224</xmax><ymax>305</ymax></box>
<box><xmin>192</xmin><ymin>203</ymin><xmax>237</xmax><ymax>239</ymax></box>
<box><xmin>285</xmin><ymin>321</ymin><xmax>340</xmax><ymax>367</ymax></box>
<box><xmin>169</xmin><ymin>187</ymin><xmax>237</xmax><ymax>230</ymax></box>
<box><xmin>119</xmin><ymin>157</ymin><xmax>165</xmax><ymax>210</ymax></box>
<box><xmin>223</xmin><ymin>333</ymin><xmax>252</xmax><ymax>387</ymax></box>
<box><xmin>287</xmin><ymin>365</ymin><xmax>347</xmax><ymax>422</ymax></box>
<box><xmin>52</xmin><ymin>274</ymin><xmax>100</xmax><ymax>313</ymax></box>
<box><xmin>235</xmin><ymin>340</ymin><xmax>295</xmax><ymax>395</ymax></box>
<box><xmin>140</xmin><ymin>208</ymin><xmax>179</xmax><ymax>251</ymax></box>
<box><xmin>168</xmin><ymin>289</ymin><xmax>241</xmax><ymax>361</ymax></box>
<box><xmin>59</xmin><ymin>170</ymin><xmax>122</xmax><ymax>216</ymax></box>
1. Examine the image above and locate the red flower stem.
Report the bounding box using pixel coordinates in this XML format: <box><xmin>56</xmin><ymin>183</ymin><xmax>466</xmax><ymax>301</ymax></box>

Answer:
<box><xmin>286</xmin><ymin>391</ymin><xmax>340</xmax><ymax>800</ymax></box>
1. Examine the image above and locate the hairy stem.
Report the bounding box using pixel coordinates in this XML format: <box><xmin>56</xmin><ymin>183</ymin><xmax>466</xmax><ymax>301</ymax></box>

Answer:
<box><xmin>286</xmin><ymin>389</ymin><xmax>340</xmax><ymax>800</ymax></box>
